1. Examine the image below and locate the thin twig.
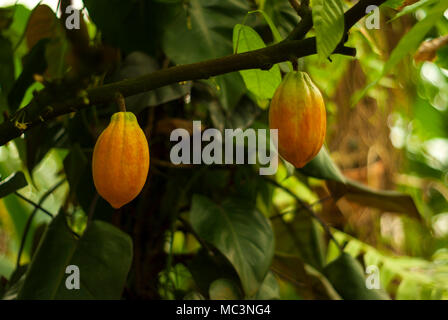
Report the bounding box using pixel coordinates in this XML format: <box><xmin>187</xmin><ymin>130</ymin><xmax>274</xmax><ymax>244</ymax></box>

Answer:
<box><xmin>178</xmin><ymin>216</ymin><xmax>214</xmax><ymax>255</ymax></box>
<box><xmin>15</xmin><ymin>179</ymin><xmax>66</xmax><ymax>268</ymax></box>
<box><xmin>265</xmin><ymin>178</ymin><xmax>342</xmax><ymax>252</ymax></box>
<box><xmin>87</xmin><ymin>192</ymin><xmax>99</xmax><ymax>224</ymax></box>
<box><xmin>14</xmin><ymin>193</ymin><xmax>54</xmax><ymax>218</ymax></box>
<box><xmin>270</xmin><ymin>195</ymin><xmax>332</xmax><ymax>220</ymax></box>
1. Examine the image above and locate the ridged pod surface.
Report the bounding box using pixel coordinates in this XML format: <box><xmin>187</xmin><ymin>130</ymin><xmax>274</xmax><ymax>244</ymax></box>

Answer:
<box><xmin>269</xmin><ymin>71</ymin><xmax>326</xmax><ymax>168</ymax></box>
<box><xmin>92</xmin><ymin>112</ymin><xmax>150</xmax><ymax>209</ymax></box>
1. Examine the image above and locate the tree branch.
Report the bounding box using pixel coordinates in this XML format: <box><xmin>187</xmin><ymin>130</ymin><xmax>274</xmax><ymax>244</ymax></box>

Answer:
<box><xmin>0</xmin><ymin>0</ymin><xmax>386</xmax><ymax>146</ymax></box>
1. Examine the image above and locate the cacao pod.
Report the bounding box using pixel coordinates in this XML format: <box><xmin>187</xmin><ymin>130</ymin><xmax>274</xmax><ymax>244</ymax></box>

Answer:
<box><xmin>92</xmin><ymin>112</ymin><xmax>150</xmax><ymax>209</ymax></box>
<box><xmin>269</xmin><ymin>71</ymin><xmax>326</xmax><ymax>168</ymax></box>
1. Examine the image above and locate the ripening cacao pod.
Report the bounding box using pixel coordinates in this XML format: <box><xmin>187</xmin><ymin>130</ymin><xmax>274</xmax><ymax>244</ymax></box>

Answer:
<box><xmin>92</xmin><ymin>112</ymin><xmax>150</xmax><ymax>209</ymax></box>
<box><xmin>269</xmin><ymin>71</ymin><xmax>326</xmax><ymax>168</ymax></box>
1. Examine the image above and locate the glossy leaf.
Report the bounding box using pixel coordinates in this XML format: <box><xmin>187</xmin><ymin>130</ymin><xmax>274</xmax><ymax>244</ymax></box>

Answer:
<box><xmin>162</xmin><ymin>0</ymin><xmax>248</xmax><ymax>110</ymax></box>
<box><xmin>324</xmin><ymin>253</ymin><xmax>389</xmax><ymax>300</ymax></box>
<box><xmin>233</xmin><ymin>24</ymin><xmax>281</xmax><ymax>101</ymax></box>
<box><xmin>7</xmin><ymin>38</ymin><xmax>48</xmax><ymax>111</ymax></box>
<box><xmin>254</xmin><ymin>272</ymin><xmax>280</xmax><ymax>300</ymax></box>
<box><xmin>18</xmin><ymin>213</ymin><xmax>133</xmax><ymax>299</ymax></box>
<box><xmin>272</xmin><ymin>210</ymin><xmax>325</xmax><ymax>271</ymax></box>
<box><xmin>109</xmin><ymin>51</ymin><xmax>191</xmax><ymax>113</ymax></box>
<box><xmin>0</xmin><ymin>172</ymin><xmax>27</xmax><ymax>198</ymax></box>
<box><xmin>190</xmin><ymin>195</ymin><xmax>274</xmax><ymax>296</ymax></box>
<box><xmin>312</xmin><ymin>0</ymin><xmax>345</xmax><ymax>60</ymax></box>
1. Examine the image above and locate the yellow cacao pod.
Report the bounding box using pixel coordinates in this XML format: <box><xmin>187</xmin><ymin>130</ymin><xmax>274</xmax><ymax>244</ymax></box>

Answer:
<box><xmin>269</xmin><ymin>71</ymin><xmax>326</xmax><ymax>168</ymax></box>
<box><xmin>92</xmin><ymin>112</ymin><xmax>150</xmax><ymax>209</ymax></box>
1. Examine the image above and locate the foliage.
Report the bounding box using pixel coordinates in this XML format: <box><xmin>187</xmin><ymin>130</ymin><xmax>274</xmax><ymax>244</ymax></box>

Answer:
<box><xmin>0</xmin><ymin>0</ymin><xmax>448</xmax><ymax>301</ymax></box>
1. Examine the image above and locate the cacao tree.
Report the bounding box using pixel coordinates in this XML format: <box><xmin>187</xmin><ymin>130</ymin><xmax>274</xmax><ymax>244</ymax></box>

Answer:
<box><xmin>0</xmin><ymin>0</ymin><xmax>448</xmax><ymax>301</ymax></box>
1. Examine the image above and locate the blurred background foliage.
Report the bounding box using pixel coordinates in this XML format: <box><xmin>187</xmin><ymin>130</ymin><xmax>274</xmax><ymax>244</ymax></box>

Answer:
<box><xmin>0</xmin><ymin>0</ymin><xmax>448</xmax><ymax>300</ymax></box>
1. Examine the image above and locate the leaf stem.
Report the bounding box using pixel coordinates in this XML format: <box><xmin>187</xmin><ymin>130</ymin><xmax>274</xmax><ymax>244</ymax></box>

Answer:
<box><xmin>115</xmin><ymin>92</ymin><xmax>126</xmax><ymax>112</ymax></box>
<box><xmin>264</xmin><ymin>177</ymin><xmax>343</xmax><ymax>252</ymax></box>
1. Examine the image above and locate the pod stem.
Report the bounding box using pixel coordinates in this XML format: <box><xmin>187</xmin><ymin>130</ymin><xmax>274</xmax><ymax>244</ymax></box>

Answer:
<box><xmin>115</xmin><ymin>92</ymin><xmax>127</xmax><ymax>112</ymax></box>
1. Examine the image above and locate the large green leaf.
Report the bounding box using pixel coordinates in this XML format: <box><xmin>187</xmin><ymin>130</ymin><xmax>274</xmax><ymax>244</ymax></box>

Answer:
<box><xmin>233</xmin><ymin>24</ymin><xmax>281</xmax><ymax>101</ymax></box>
<box><xmin>7</xmin><ymin>38</ymin><xmax>48</xmax><ymax>111</ymax></box>
<box><xmin>312</xmin><ymin>0</ymin><xmax>345</xmax><ymax>61</ymax></box>
<box><xmin>254</xmin><ymin>271</ymin><xmax>280</xmax><ymax>300</ymax></box>
<box><xmin>0</xmin><ymin>172</ymin><xmax>27</xmax><ymax>198</ymax></box>
<box><xmin>18</xmin><ymin>213</ymin><xmax>133</xmax><ymax>299</ymax></box>
<box><xmin>110</xmin><ymin>51</ymin><xmax>191</xmax><ymax>113</ymax></box>
<box><xmin>271</xmin><ymin>253</ymin><xmax>341</xmax><ymax>299</ymax></box>
<box><xmin>84</xmin><ymin>0</ymin><xmax>176</xmax><ymax>55</ymax></box>
<box><xmin>190</xmin><ymin>195</ymin><xmax>274</xmax><ymax>296</ymax></box>
<box><xmin>187</xmin><ymin>248</ymin><xmax>241</xmax><ymax>297</ymax></box>
<box><xmin>324</xmin><ymin>253</ymin><xmax>389</xmax><ymax>300</ymax></box>
<box><xmin>162</xmin><ymin>0</ymin><xmax>249</xmax><ymax>110</ymax></box>
<box><xmin>272</xmin><ymin>210</ymin><xmax>325</xmax><ymax>270</ymax></box>
<box><xmin>262</xmin><ymin>0</ymin><xmax>300</xmax><ymax>38</ymax></box>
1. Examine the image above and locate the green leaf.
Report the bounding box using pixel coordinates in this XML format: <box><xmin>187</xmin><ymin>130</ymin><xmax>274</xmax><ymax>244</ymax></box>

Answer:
<box><xmin>18</xmin><ymin>213</ymin><xmax>133</xmax><ymax>299</ymax></box>
<box><xmin>7</xmin><ymin>38</ymin><xmax>49</xmax><ymax>111</ymax></box>
<box><xmin>233</xmin><ymin>24</ymin><xmax>282</xmax><ymax>101</ymax></box>
<box><xmin>0</xmin><ymin>172</ymin><xmax>27</xmax><ymax>198</ymax></box>
<box><xmin>248</xmin><ymin>10</ymin><xmax>283</xmax><ymax>43</ymax></box>
<box><xmin>299</xmin><ymin>147</ymin><xmax>346</xmax><ymax>183</ymax></box>
<box><xmin>84</xmin><ymin>0</ymin><xmax>175</xmax><ymax>55</ymax></box>
<box><xmin>110</xmin><ymin>52</ymin><xmax>191</xmax><ymax>113</ymax></box>
<box><xmin>382</xmin><ymin>1</ymin><xmax>448</xmax><ymax>75</ymax></box>
<box><xmin>24</xmin><ymin>122</ymin><xmax>66</xmax><ymax>173</ymax></box>
<box><xmin>183</xmin><ymin>291</ymin><xmax>205</xmax><ymax>300</ymax></box>
<box><xmin>209</xmin><ymin>278</ymin><xmax>241</xmax><ymax>300</ymax></box>
<box><xmin>271</xmin><ymin>253</ymin><xmax>341</xmax><ymax>299</ymax></box>
<box><xmin>254</xmin><ymin>271</ymin><xmax>280</xmax><ymax>300</ymax></box>
<box><xmin>436</xmin><ymin>45</ymin><xmax>448</xmax><ymax>69</ymax></box>
<box><xmin>312</xmin><ymin>0</ymin><xmax>345</xmax><ymax>61</ymax></box>
<box><xmin>187</xmin><ymin>249</ymin><xmax>241</xmax><ymax>297</ymax></box>
<box><xmin>383</xmin><ymin>0</ymin><xmax>405</xmax><ymax>9</ymax></box>
<box><xmin>389</xmin><ymin>0</ymin><xmax>439</xmax><ymax>22</ymax></box>
<box><xmin>324</xmin><ymin>253</ymin><xmax>390</xmax><ymax>300</ymax></box>
<box><xmin>356</xmin><ymin>0</ymin><xmax>448</xmax><ymax>103</ymax></box>
<box><xmin>190</xmin><ymin>195</ymin><xmax>274</xmax><ymax>296</ymax></box>
<box><xmin>162</xmin><ymin>0</ymin><xmax>249</xmax><ymax>110</ymax></box>
<box><xmin>262</xmin><ymin>0</ymin><xmax>300</xmax><ymax>38</ymax></box>
<box><xmin>272</xmin><ymin>210</ymin><xmax>325</xmax><ymax>270</ymax></box>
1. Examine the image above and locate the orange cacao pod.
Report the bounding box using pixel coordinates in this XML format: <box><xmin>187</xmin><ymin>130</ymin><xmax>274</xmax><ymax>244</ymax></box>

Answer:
<box><xmin>92</xmin><ymin>112</ymin><xmax>150</xmax><ymax>209</ymax></box>
<box><xmin>269</xmin><ymin>71</ymin><xmax>326</xmax><ymax>168</ymax></box>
